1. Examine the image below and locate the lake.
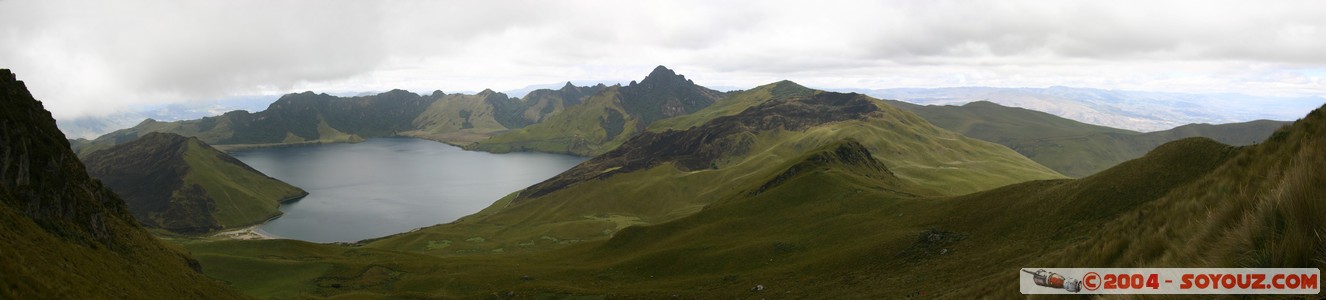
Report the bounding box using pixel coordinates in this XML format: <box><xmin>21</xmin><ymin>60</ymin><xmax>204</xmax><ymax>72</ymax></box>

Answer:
<box><xmin>229</xmin><ymin>137</ymin><xmax>587</xmax><ymax>243</ymax></box>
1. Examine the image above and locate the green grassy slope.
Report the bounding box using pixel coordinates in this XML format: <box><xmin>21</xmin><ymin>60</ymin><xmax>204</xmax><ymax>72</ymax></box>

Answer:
<box><xmin>468</xmin><ymin>66</ymin><xmax>726</xmax><ymax>156</ymax></box>
<box><xmin>181</xmin><ymin>138</ymin><xmax>308</xmax><ymax>229</ymax></box>
<box><xmin>366</xmin><ymin>90</ymin><xmax>1062</xmax><ymax>255</ymax></box>
<box><xmin>0</xmin><ymin>69</ymin><xmax>247</xmax><ymax>299</ymax></box>
<box><xmin>961</xmin><ymin>104</ymin><xmax>1326</xmax><ymax>296</ymax></box>
<box><xmin>83</xmin><ymin>132</ymin><xmax>306</xmax><ymax>234</ymax></box>
<box><xmin>885</xmin><ymin>99</ymin><xmax>1288</xmax><ymax>177</ymax></box>
<box><xmin>180</xmin><ymin>105</ymin><xmax>1058</xmax><ymax>298</ymax></box>
<box><xmin>190</xmin><ymin>103</ymin><xmax>1323</xmax><ymax>298</ymax></box>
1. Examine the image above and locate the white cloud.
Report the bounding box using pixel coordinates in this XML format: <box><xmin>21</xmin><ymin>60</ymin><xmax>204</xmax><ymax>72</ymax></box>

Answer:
<box><xmin>2</xmin><ymin>0</ymin><xmax>1324</xmax><ymax>119</ymax></box>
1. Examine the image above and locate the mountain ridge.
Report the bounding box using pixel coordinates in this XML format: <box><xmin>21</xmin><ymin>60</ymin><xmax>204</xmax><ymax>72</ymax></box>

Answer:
<box><xmin>885</xmin><ymin>99</ymin><xmax>1288</xmax><ymax>177</ymax></box>
<box><xmin>0</xmin><ymin>69</ymin><xmax>247</xmax><ymax>299</ymax></box>
<box><xmin>865</xmin><ymin>86</ymin><xmax>1322</xmax><ymax>132</ymax></box>
<box><xmin>69</xmin><ymin>83</ymin><xmax>607</xmax><ymax>156</ymax></box>
<box><xmin>466</xmin><ymin>66</ymin><xmax>727</xmax><ymax>156</ymax></box>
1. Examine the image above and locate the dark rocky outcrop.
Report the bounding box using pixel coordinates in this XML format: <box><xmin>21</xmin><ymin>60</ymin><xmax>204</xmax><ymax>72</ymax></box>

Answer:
<box><xmin>752</xmin><ymin>140</ymin><xmax>900</xmax><ymax>196</ymax></box>
<box><xmin>0</xmin><ymin>69</ymin><xmax>246</xmax><ymax>298</ymax></box>
<box><xmin>620</xmin><ymin>65</ymin><xmax>726</xmax><ymax>126</ymax></box>
<box><xmin>1</xmin><ymin>69</ymin><xmax>129</xmax><ymax>246</ymax></box>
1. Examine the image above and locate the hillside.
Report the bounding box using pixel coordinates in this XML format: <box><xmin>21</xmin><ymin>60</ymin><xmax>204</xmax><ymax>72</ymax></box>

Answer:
<box><xmin>886</xmin><ymin>100</ymin><xmax>1287</xmax><ymax>177</ymax></box>
<box><xmin>69</xmin><ymin>84</ymin><xmax>605</xmax><ymax>156</ymax></box>
<box><xmin>467</xmin><ymin>66</ymin><xmax>727</xmax><ymax>156</ymax></box>
<box><xmin>0</xmin><ymin>69</ymin><xmax>247</xmax><ymax>299</ymax></box>
<box><xmin>186</xmin><ymin>100</ymin><xmax>1325</xmax><ymax>298</ymax></box>
<box><xmin>398</xmin><ymin>84</ymin><xmax>607</xmax><ymax>145</ymax></box>
<box><xmin>69</xmin><ymin>90</ymin><xmax>433</xmax><ymax>156</ymax></box>
<box><xmin>648</xmin><ymin>80</ymin><xmax>818</xmax><ymax>131</ymax></box>
<box><xmin>365</xmin><ymin>89</ymin><xmax>1062</xmax><ymax>253</ymax></box>
<box><xmin>181</xmin><ymin>86</ymin><xmax>1062</xmax><ymax>298</ymax></box>
<box><xmin>939</xmin><ymin>103</ymin><xmax>1326</xmax><ymax>296</ymax></box>
<box><xmin>83</xmin><ymin>132</ymin><xmax>307</xmax><ymax>234</ymax></box>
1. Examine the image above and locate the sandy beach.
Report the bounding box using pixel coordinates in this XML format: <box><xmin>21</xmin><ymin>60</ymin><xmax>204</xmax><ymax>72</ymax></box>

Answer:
<box><xmin>210</xmin><ymin>225</ymin><xmax>281</xmax><ymax>240</ymax></box>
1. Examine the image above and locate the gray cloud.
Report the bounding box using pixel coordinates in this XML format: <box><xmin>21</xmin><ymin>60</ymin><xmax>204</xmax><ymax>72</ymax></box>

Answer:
<box><xmin>1</xmin><ymin>0</ymin><xmax>1323</xmax><ymax>119</ymax></box>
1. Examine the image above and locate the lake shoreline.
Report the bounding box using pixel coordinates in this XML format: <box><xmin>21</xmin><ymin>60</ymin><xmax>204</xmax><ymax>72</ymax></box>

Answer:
<box><xmin>228</xmin><ymin>137</ymin><xmax>587</xmax><ymax>242</ymax></box>
<box><xmin>209</xmin><ymin>224</ymin><xmax>280</xmax><ymax>240</ymax></box>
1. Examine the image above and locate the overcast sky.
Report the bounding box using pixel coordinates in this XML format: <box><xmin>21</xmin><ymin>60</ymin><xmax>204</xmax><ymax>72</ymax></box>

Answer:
<box><xmin>2</xmin><ymin>0</ymin><xmax>1325</xmax><ymax>119</ymax></box>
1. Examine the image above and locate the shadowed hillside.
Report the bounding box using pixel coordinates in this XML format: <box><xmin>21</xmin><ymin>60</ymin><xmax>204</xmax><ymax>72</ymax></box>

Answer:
<box><xmin>0</xmin><ymin>69</ymin><xmax>247</xmax><ymax>299</ymax></box>
<box><xmin>83</xmin><ymin>132</ymin><xmax>307</xmax><ymax>234</ymax></box>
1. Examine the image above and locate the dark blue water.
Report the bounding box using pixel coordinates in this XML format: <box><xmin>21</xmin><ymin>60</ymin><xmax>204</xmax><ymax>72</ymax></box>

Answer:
<box><xmin>229</xmin><ymin>137</ymin><xmax>586</xmax><ymax>243</ymax></box>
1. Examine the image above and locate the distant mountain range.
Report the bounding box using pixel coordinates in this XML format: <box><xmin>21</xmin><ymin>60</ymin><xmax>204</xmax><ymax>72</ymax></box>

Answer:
<box><xmin>55</xmin><ymin>95</ymin><xmax>276</xmax><ymax>139</ymax></box>
<box><xmin>67</xmin><ymin>83</ymin><xmax>607</xmax><ymax>157</ymax></box>
<box><xmin>83</xmin><ymin>132</ymin><xmax>306</xmax><ymax>234</ymax></box>
<box><xmin>63</xmin><ymin>78</ymin><xmax>1323</xmax><ymax>143</ymax></box>
<box><xmin>70</xmin><ymin>66</ymin><xmax>1307</xmax><ymax>179</ymax></box>
<box><xmin>858</xmin><ymin>86</ymin><xmax>1324</xmax><ymax>132</ymax></box>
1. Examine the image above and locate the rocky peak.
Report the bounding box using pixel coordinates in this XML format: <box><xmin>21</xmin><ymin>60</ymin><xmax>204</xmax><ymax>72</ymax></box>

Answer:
<box><xmin>767</xmin><ymin>80</ymin><xmax>815</xmax><ymax>98</ymax></box>
<box><xmin>268</xmin><ymin>91</ymin><xmax>327</xmax><ymax>109</ymax></box>
<box><xmin>379</xmin><ymin>89</ymin><xmax>416</xmax><ymax>97</ymax></box>
<box><xmin>640</xmin><ymin>65</ymin><xmax>687</xmax><ymax>87</ymax></box>
<box><xmin>616</xmin><ymin>65</ymin><xmax>725</xmax><ymax>124</ymax></box>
